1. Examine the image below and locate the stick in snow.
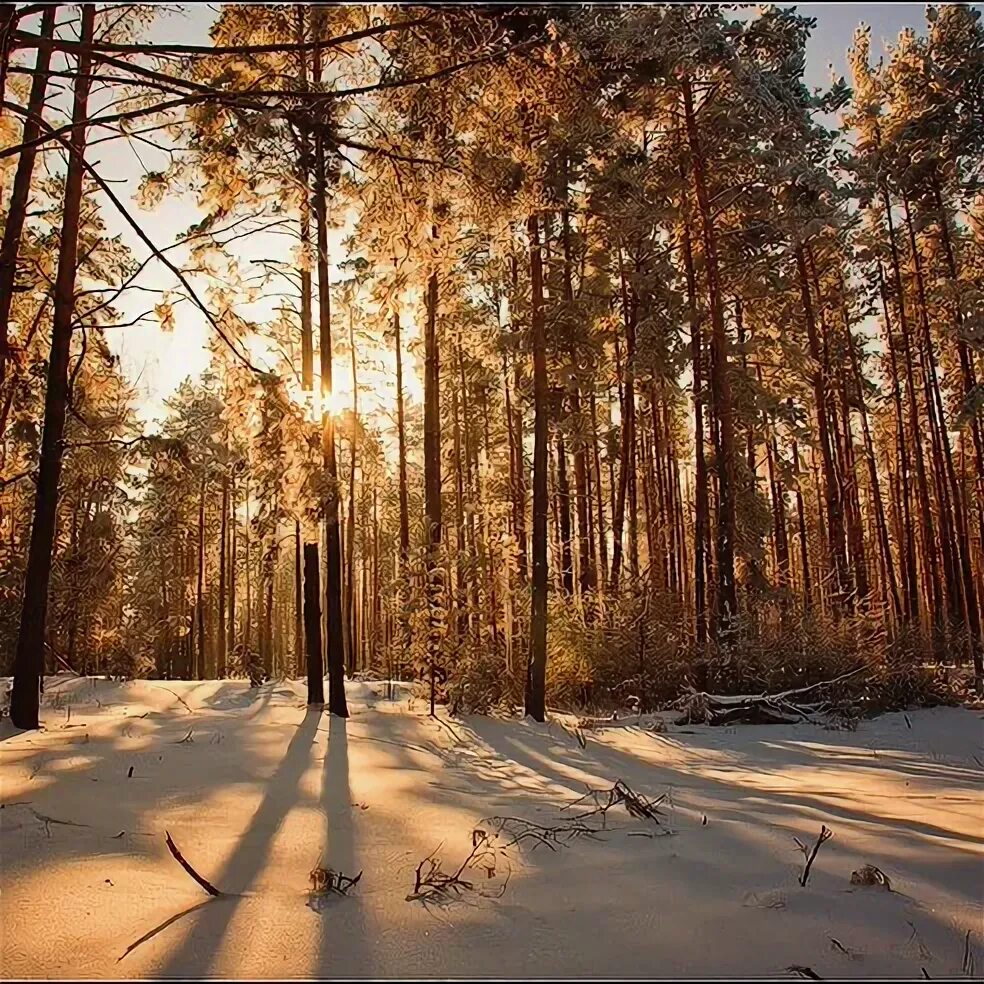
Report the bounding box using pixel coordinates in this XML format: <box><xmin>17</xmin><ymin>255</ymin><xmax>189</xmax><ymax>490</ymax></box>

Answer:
<box><xmin>164</xmin><ymin>831</ymin><xmax>222</xmax><ymax>896</ymax></box>
<box><xmin>794</xmin><ymin>824</ymin><xmax>832</xmax><ymax>887</ymax></box>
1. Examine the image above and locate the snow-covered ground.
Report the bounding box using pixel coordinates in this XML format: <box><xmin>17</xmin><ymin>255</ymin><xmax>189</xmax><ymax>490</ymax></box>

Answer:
<box><xmin>1</xmin><ymin>676</ymin><xmax>981</xmax><ymax>979</ymax></box>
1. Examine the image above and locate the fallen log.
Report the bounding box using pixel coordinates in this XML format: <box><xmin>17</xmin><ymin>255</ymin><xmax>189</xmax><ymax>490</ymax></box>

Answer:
<box><xmin>674</xmin><ymin>667</ymin><xmax>865</xmax><ymax>725</ymax></box>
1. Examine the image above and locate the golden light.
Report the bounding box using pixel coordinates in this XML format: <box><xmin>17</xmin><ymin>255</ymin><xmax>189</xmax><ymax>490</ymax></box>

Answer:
<box><xmin>320</xmin><ymin>388</ymin><xmax>349</xmax><ymax>418</ymax></box>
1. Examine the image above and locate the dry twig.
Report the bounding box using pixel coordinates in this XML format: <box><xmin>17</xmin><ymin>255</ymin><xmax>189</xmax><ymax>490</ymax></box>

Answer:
<box><xmin>406</xmin><ymin>831</ymin><xmax>507</xmax><ymax>906</ymax></box>
<box><xmin>563</xmin><ymin>780</ymin><xmax>665</xmax><ymax>827</ymax></box>
<box><xmin>793</xmin><ymin>824</ymin><xmax>832</xmax><ymax>886</ymax></box>
<box><xmin>309</xmin><ymin>864</ymin><xmax>362</xmax><ymax>897</ymax></box>
<box><xmin>164</xmin><ymin>830</ymin><xmax>221</xmax><ymax>896</ymax></box>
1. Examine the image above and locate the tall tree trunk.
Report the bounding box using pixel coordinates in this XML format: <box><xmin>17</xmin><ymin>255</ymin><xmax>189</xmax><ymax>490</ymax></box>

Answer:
<box><xmin>244</xmin><ymin>476</ymin><xmax>252</xmax><ymax>652</ymax></box>
<box><xmin>560</xmin><ymin>177</ymin><xmax>593</xmax><ymax>596</ymax></box>
<box><xmin>0</xmin><ymin>6</ymin><xmax>57</xmax><ymax>398</ymax></box>
<box><xmin>795</xmin><ymin>246</ymin><xmax>850</xmax><ymax>611</ymax></box>
<box><xmin>883</xmin><ymin>187</ymin><xmax>942</xmax><ymax>639</ymax></box>
<box><xmin>508</xmin><ymin>255</ymin><xmax>529</xmax><ymax>584</ymax></box>
<box><xmin>683</xmin><ymin>78</ymin><xmax>737</xmax><ymax>640</ymax></box>
<box><xmin>311</xmin><ymin>35</ymin><xmax>347</xmax><ymax>715</ymax></box>
<box><xmin>792</xmin><ymin>436</ymin><xmax>812</xmax><ymax>609</ymax></box>
<box><xmin>556</xmin><ymin>431</ymin><xmax>574</xmax><ymax>596</ymax></box>
<box><xmin>680</xmin><ymin>208</ymin><xmax>708</xmax><ymax>646</ymax></box>
<box><xmin>345</xmin><ymin>305</ymin><xmax>358</xmax><ymax>674</ymax></box>
<box><xmin>294</xmin><ymin>520</ymin><xmax>303</xmax><ymax>677</ymax></box>
<box><xmin>394</xmin><ymin>310</ymin><xmax>410</xmax><ymax>566</ymax></box>
<box><xmin>878</xmin><ymin>261</ymin><xmax>918</xmax><ymax>624</ymax></box>
<box><xmin>525</xmin><ymin>213</ymin><xmax>548</xmax><ymax>722</ymax></box>
<box><xmin>904</xmin><ymin>194</ymin><xmax>980</xmax><ymax>672</ymax></box>
<box><xmin>9</xmin><ymin>6</ymin><xmax>94</xmax><ymax>730</ymax></box>
<box><xmin>303</xmin><ymin>542</ymin><xmax>325</xmax><ymax>703</ymax></box>
<box><xmin>218</xmin><ymin>472</ymin><xmax>228</xmax><ymax>677</ymax></box>
<box><xmin>610</xmin><ymin>251</ymin><xmax>636</xmax><ymax>592</ymax></box>
<box><xmin>196</xmin><ymin>473</ymin><xmax>207</xmax><ymax>679</ymax></box>
<box><xmin>423</xmin><ymin>261</ymin><xmax>442</xmax><ymax>715</ymax></box>
<box><xmin>229</xmin><ymin>473</ymin><xmax>238</xmax><ymax>655</ymax></box>
<box><xmin>589</xmin><ymin>388</ymin><xmax>608</xmax><ymax>595</ymax></box>
<box><xmin>262</xmin><ymin>538</ymin><xmax>276</xmax><ymax>679</ymax></box>
<box><xmin>0</xmin><ymin>5</ymin><xmax>17</xmax><ymax>139</ymax></box>
<box><xmin>296</xmin><ymin>6</ymin><xmax>314</xmax><ymax>392</ymax></box>
<box><xmin>845</xmin><ymin>297</ymin><xmax>901</xmax><ymax>624</ymax></box>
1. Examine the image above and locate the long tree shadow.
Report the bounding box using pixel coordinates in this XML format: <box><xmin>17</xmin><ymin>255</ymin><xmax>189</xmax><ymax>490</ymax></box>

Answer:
<box><xmin>459</xmin><ymin>714</ymin><xmax>984</xmax><ymax>901</ymax></box>
<box><xmin>312</xmin><ymin>714</ymin><xmax>374</xmax><ymax>978</ymax></box>
<box><xmin>154</xmin><ymin>707</ymin><xmax>320</xmax><ymax>978</ymax></box>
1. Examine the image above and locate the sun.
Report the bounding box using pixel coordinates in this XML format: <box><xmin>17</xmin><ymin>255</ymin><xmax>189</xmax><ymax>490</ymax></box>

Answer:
<box><xmin>321</xmin><ymin>388</ymin><xmax>349</xmax><ymax>417</ymax></box>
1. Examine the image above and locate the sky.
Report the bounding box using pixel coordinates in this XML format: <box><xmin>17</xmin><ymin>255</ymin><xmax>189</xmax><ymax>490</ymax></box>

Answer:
<box><xmin>11</xmin><ymin>3</ymin><xmax>967</xmax><ymax>429</ymax></box>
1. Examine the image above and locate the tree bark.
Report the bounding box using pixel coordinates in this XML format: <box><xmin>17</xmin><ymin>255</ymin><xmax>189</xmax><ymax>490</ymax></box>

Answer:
<box><xmin>683</xmin><ymin>77</ymin><xmax>738</xmax><ymax>641</ymax></box>
<box><xmin>311</xmin><ymin>33</ymin><xmax>347</xmax><ymax>715</ymax></box>
<box><xmin>525</xmin><ymin>213</ymin><xmax>548</xmax><ymax>722</ymax></box>
<box><xmin>196</xmin><ymin>473</ymin><xmax>207</xmax><ymax>679</ymax></box>
<box><xmin>424</xmin><ymin>257</ymin><xmax>442</xmax><ymax>715</ymax></box>
<box><xmin>303</xmin><ymin>542</ymin><xmax>325</xmax><ymax>703</ymax></box>
<box><xmin>10</xmin><ymin>5</ymin><xmax>94</xmax><ymax>730</ymax></box>
<box><xmin>218</xmin><ymin>472</ymin><xmax>228</xmax><ymax>677</ymax></box>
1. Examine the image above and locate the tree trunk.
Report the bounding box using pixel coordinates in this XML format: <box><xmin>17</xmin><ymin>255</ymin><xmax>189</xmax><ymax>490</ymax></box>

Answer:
<box><xmin>303</xmin><ymin>542</ymin><xmax>325</xmax><ymax>703</ymax></box>
<box><xmin>310</xmin><ymin>32</ymin><xmax>347</xmax><ymax>715</ymax></box>
<box><xmin>218</xmin><ymin>472</ymin><xmax>228</xmax><ymax>677</ymax></box>
<box><xmin>196</xmin><ymin>473</ymin><xmax>207</xmax><ymax>679</ymax></box>
<box><xmin>795</xmin><ymin>245</ymin><xmax>850</xmax><ymax>611</ymax></box>
<box><xmin>424</xmin><ymin>259</ymin><xmax>442</xmax><ymax>715</ymax></box>
<box><xmin>883</xmin><ymin>187</ymin><xmax>942</xmax><ymax>639</ymax></box>
<box><xmin>681</xmin><ymin>191</ymin><xmax>710</xmax><ymax>648</ymax></box>
<box><xmin>312</xmin><ymin>137</ymin><xmax>347</xmax><ymax>716</ymax></box>
<box><xmin>556</xmin><ymin>431</ymin><xmax>574</xmax><ymax>596</ymax></box>
<box><xmin>0</xmin><ymin>6</ymin><xmax>57</xmax><ymax>397</ymax></box>
<box><xmin>345</xmin><ymin>305</ymin><xmax>358</xmax><ymax>674</ymax></box>
<box><xmin>525</xmin><ymin>213</ymin><xmax>548</xmax><ymax>722</ymax></box>
<box><xmin>610</xmin><ymin>251</ymin><xmax>636</xmax><ymax>592</ymax></box>
<box><xmin>229</xmin><ymin>472</ymin><xmax>238</xmax><ymax>655</ymax></box>
<box><xmin>904</xmin><ymin>193</ymin><xmax>980</xmax><ymax>672</ymax></box>
<box><xmin>394</xmin><ymin>309</ymin><xmax>410</xmax><ymax>566</ymax></box>
<box><xmin>683</xmin><ymin>78</ymin><xmax>738</xmax><ymax>640</ymax></box>
<box><xmin>9</xmin><ymin>6</ymin><xmax>94</xmax><ymax>730</ymax></box>
<box><xmin>560</xmin><ymin>180</ymin><xmax>593</xmax><ymax>597</ymax></box>
<box><xmin>294</xmin><ymin>520</ymin><xmax>303</xmax><ymax>677</ymax></box>
<box><xmin>589</xmin><ymin>388</ymin><xmax>608</xmax><ymax>595</ymax></box>
<box><xmin>792</xmin><ymin>437</ymin><xmax>812</xmax><ymax>609</ymax></box>
<box><xmin>296</xmin><ymin>5</ymin><xmax>314</xmax><ymax>393</ymax></box>
<box><xmin>878</xmin><ymin>261</ymin><xmax>919</xmax><ymax>624</ymax></box>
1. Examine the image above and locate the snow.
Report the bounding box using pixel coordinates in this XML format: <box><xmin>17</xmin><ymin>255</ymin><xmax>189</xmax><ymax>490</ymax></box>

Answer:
<box><xmin>1</xmin><ymin>675</ymin><xmax>981</xmax><ymax>979</ymax></box>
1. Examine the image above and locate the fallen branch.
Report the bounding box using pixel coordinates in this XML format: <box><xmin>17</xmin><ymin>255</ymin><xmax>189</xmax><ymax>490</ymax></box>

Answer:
<box><xmin>794</xmin><ymin>825</ymin><xmax>833</xmax><ymax>887</ymax></box>
<box><xmin>164</xmin><ymin>831</ymin><xmax>222</xmax><ymax>896</ymax></box>
<box><xmin>675</xmin><ymin>667</ymin><xmax>865</xmax><ymax>726</ymax></box>
<box><xmin>563</xmin><ymin>780</ymin><xmax>665</xmax><ymax>827</ymax></box>
<box><xmin>406</xmin><ymin>831</ymin><xmax>507</xmax><ymax>906</ymax></box>
<box><xmin>478</xmin><ymin>814</ymin><xmax>602</xmax><ymax>852</ymax></box>
<box><xmin>310</xmin><ymin>864</ymin><xmax>362</xmax><ymax>897</ymax></box>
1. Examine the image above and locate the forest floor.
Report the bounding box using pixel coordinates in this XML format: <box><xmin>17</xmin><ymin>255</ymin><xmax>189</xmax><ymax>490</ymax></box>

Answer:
<box><xmin>1</xmin><ymin>675</ymin><xmax>981</xmax><ymax>980</ymax></box>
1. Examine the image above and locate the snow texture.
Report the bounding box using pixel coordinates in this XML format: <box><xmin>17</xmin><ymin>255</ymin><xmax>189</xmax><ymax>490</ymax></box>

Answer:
<box><xmin>1</xmin><ymin>675</ymin><xmax>981</xmax><ymax>979</ymax></box>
